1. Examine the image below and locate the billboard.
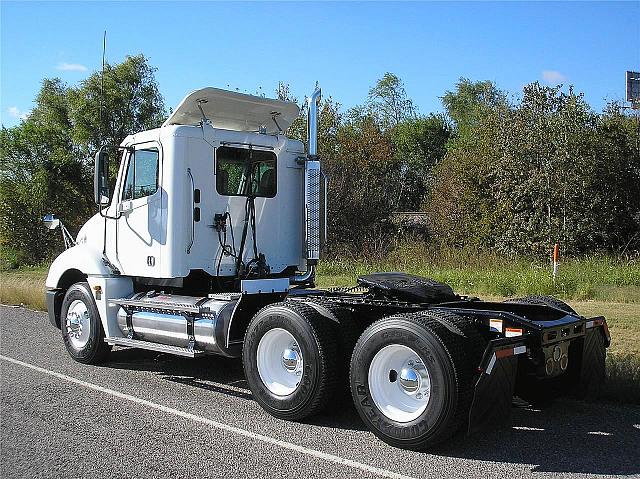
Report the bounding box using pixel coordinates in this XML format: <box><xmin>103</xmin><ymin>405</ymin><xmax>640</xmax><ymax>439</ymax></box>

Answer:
<box><xmin>626</xmin><ymin>71</ymin><xmax>640</xmax><ymax>106</ymax></box>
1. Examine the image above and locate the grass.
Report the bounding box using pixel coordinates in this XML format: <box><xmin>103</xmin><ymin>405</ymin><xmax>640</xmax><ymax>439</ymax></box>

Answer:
<box><xmin>0</xmin><ymin>265</ymin><xmax>47</xmax><ymax>311</ymax></box>
<box><xmin>569</xmin><ymin>299</ymin><xmax>640</xmax><ymax>403</ymax></box>
<box><xmin>2</xmin><ymin>255</ymin><xmax>639</xmax><ymax>403</ymax></box>
<box><xmin>317</xmin><ymin>246</ymin><xmax>640</xmax><ymax>302</ymax></box>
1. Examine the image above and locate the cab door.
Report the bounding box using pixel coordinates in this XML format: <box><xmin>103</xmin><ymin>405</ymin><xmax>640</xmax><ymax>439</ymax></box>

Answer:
<box><xmin>116</xmin><ymin>143</ymin><xmax>163</xmax><ymax>276</ymax></box>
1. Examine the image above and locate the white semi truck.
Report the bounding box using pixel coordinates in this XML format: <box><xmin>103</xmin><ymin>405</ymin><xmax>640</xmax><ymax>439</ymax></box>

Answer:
<box><xmin>45</xmin><ymin>85</ymin><xmax>610</xmax><ymax>450</ymax></box>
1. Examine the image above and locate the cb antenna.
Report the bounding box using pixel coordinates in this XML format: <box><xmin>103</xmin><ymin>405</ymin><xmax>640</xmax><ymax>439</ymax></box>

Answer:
<box><xmin>100</xmin><ymin>30</ymin><xmax>106</xmax><ymax>143</ymax></box>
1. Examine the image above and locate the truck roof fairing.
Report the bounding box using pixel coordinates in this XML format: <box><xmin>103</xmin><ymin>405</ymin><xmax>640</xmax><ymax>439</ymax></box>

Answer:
<box><xmin>163</xmin><ymin>87</ymin><xmax>300</xmax><ymax>134</ymax></box>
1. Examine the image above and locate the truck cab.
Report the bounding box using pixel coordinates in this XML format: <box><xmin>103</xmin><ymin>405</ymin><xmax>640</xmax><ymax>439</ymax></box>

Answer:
<box><xmin>46</xmin><ymin>87</ymin><xmax>324</xmax><ymax>344</ymax></box>
<box><xmin>87</xmin><ymin>87</ymin><xmax>320</xmax><ymax>283</ymax></box>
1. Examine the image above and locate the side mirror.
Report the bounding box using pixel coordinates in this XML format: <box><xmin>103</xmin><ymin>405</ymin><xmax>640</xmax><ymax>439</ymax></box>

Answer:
<box><xmin>43</xmin><ymin>214</ymin><xmax>60</xmax><ymax>230</ymax></box>
<box><xmin>94</xmin><ymin>148</ymin><xmax>110</xmax><ymax>205</ymax></box>
<box><xmin>42</xmin><ymin>214</ymin><xmax>76</xmax><ymax>249</ymax></box>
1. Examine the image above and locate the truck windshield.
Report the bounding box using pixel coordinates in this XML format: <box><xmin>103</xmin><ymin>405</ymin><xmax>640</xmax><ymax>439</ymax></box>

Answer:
<box><xmin>216</xmin><ymin>146</ymin><xmax>276</xmax><ymax>198</ymax></box>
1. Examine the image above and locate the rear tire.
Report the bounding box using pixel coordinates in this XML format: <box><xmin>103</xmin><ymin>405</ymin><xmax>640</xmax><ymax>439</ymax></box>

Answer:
<box><xmin>350</xmin><ymin>311</ymin><xmax>482</xmax><ymax>450</ymax></box>
<box><xmin>296</xmin><ymin>298</ymin><xmax>362</xmax><ymax>397</ymax></box>
<box><xmin>61</xmin><ymin>282</ymin><xmax>111</xmax><ymax>364</ymax></box>
<box><xmin>243</xmin><ymin>302</ymin><xmax>338</xmax><ymax>420</ymax></box>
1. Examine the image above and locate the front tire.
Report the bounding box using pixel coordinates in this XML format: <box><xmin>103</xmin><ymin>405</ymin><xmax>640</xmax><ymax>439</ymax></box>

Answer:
<box><xmin>243</xmin><ymin>302</ymin><xmax>338</xmax><ymax>420</ymax></box>
<box><xmin>350</xmin><ymin>312</ymin><xmax>480</xmax><ymax>450</ymax></box>
<box><xmin>61</xmin><ymin>282</ymin><xmax>111</xmax><ymax>364</ymax></box>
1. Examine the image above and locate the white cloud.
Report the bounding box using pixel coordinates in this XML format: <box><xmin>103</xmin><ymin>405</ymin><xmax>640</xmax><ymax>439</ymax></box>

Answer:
<box><xmin>542</xmin><ymin>70</ymin><xmax>567</xmax><ymax>84</ymax></box>
<box><xmin>56</xmin><ymin>62</ymin><xmax>87</xmax><ymax>72</ymax></box>
<box><xmin>7</xmin><ymin>106</ymin><xmax>30</xmax><ymax>120</ymax></box>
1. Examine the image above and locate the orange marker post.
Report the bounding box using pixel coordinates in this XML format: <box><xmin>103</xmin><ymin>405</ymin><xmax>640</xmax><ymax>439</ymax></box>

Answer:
<box><xmin>552</xmin><ymin>243</ymin><xmax>559</xmax><ymax>284</ymax></box>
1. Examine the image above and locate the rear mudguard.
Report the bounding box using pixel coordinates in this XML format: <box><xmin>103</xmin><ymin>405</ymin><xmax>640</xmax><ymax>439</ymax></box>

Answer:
<box><xmin>468</xmin><ymin>337</ymin><xmax>527</xmax><ymax>435</ymax></box>
<box><xmin>467</xmin><ymin>320</ymin><xmax>609</xmax><ymax>435</ymax></box>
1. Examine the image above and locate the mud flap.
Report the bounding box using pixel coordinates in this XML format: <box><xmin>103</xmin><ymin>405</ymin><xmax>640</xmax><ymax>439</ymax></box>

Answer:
<box><xmin>468</xmin><ymin>340</ymin><xmax>526</xmax><ymax>435</ymax></box>
<box><xmin>575</xmin><ymin>322</ymin><xmax>608</xmax><ymax>397</ymax></box>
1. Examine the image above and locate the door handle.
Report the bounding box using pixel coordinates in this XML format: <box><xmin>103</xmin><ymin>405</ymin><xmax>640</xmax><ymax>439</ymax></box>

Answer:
<box><xmin>186</xmin><ymin>168</ymin><xmax>195</xmax><ymax>254</ymax></box>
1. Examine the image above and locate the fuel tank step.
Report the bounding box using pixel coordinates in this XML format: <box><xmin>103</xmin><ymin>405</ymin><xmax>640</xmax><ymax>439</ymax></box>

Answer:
<box><xmin>105</xmin><ymin>337</ymin><xmax>206</xmax><ymax>358</ymax></box>
<box><xmin>110</xmin><ymin>297</ymin><xmax>203</xmax><ymax>314</ymax></box>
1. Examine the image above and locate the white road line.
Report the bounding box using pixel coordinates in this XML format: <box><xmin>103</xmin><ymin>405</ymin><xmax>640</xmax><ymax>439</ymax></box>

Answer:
<box><xmin>0</xmin><ymin>354</ymin><xmax>416</xmax><ymax>479</ymax></box>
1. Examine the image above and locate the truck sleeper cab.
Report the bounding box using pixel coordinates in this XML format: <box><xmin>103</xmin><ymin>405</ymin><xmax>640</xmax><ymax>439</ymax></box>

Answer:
<box><xmin>45</xmin><ymin>85</ymin><xmax>609</xmax><ymax>451</ymax></box>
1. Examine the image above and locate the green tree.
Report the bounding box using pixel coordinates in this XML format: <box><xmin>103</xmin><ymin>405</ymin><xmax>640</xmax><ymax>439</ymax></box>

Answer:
<box><xmin>329</xmin><ymin>112</ymin><xmax>396</xmax><ymax>255</ymax></box>
<box><xmin>0</xmin><ymin>55</ymin><xmax>166</xmax><ymax>267</ymax></box>
<box><xmin>0</xmin><ymin>79</ymin><xmax>91</xmax><ymax>266</ymax></box>
<box><xmin>427</xmin><ymin>79</ymin><xmax>507</xmax><ymax>248</ymax></box>
<box><xmin>590</xmin><ymin>103</ymin><xmax>640</xmax><ymax>256</ymax></box>
<box><xmin>367</xmin><ymin>72</ymin><xmax>415</xmax><ymax>129</ymax></box>
<box><xmin>68</xmin><ymin>54</ymin><xmax>166</xmax><ymax>153</ymax></box>
<box><xmin>391</xmin><ymin>115</ymin><xmax>450</xmax><ymax>210</ymax></box>
<box><xmin>442</xmin><ymin>78</ymin><xmax>507</xmax><ymax>146</ymax></box>
<box><xmin>429</xmin><ymin>79</ymin><xmax>640</xmax><ymax>257</ymax></box>
<box><xmin>276</xmin><ymin>81</ymin><xmax>297</xmax><ymax>103</ymax></box>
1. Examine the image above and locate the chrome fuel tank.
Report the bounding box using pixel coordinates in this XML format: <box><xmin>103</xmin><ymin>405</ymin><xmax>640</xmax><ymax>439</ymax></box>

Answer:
<box><xmin>116</xmin><ymin>293</ymin><xmax>240</xmax><ymax>355</ymax></box>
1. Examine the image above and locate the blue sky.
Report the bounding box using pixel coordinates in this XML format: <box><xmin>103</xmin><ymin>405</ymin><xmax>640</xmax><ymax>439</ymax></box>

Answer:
<box><xmin>1</xmin><ymin>1</ymin><xmax>638</xmax><ymax>127</ymax></box>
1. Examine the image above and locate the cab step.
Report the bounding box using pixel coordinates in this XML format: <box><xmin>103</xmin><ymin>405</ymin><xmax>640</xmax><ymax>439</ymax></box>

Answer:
<box><xmin>105</xmin><ymin>337</ymin><xmax>206</xmax><ymax>357</ymax></box>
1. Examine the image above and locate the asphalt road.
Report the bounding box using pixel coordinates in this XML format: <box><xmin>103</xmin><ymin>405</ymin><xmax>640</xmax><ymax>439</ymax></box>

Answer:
<box><xmin>1</xmin><ymin>305</ymin><xmax>639</xmax><ymax>479</ymax></box>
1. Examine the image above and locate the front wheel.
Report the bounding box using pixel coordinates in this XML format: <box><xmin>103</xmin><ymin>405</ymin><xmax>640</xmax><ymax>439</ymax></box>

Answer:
<box><xmin>61</xmin><ymin>282</ymin><xmax>111</xmax><ymax>364</ymax></box>
<box><xmin>242</xmin><ymin>302</ymin><xmax>338</xmax><ymax>420</ymax></box>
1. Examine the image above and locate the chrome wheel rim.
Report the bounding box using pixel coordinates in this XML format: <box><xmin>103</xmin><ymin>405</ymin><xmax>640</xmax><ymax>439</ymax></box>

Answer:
<box><xmin>256</xmin><ymin>328</ymin><xmax>303</xmax><ymax>396</ymax></box>
<box><xmin>368</xmin><ymin>344</ymin><xmax>431</xmax><ymax>422</ymax></box>
<box><xmin>65</xmin><ymin>299</ymin><xmax>91</xmax><ymax>349</ymax></box>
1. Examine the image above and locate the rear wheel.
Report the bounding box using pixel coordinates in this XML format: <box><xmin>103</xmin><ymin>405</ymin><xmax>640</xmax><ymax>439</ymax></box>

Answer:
<box><xmin>573</xmin><ymin>327</ymin><xmax>607</xmax><ymax>399</ymax></box>
<box><xmin>350</xmin><ymin>311</ymin><xmax>482</xmax><ymax>450</ymax></box>
<box><xmin>243</xmin><ymin>302</ymin><xmax>338</xmax><ymax>420</ymax></box>
<box><xmin>61</xmin><ymin>282</ymin><xmax>111</xmax><ymax>364</ymax></box>
<box><xmin>297</xmin><ymin>298</ymin><xmax>363</xmax><ymax>397</ymax></box>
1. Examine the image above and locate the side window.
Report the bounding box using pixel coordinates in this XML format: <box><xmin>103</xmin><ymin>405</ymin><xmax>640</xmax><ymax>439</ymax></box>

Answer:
<box><xmin>123</xmin><ymin>148</ymin><xmax>160</xmax><ymax>200</ymax></box>
<box><xmin>216</xmin><ymin>146</ymin><xmax>276</xmax><ymax>198</ymax></box>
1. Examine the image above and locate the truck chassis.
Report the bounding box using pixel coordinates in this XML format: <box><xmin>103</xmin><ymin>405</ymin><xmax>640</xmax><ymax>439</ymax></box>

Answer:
<box><xmin>48</xmin><ymin>272</ymin><xmax>609</xmax><ymax>450</ymax></box>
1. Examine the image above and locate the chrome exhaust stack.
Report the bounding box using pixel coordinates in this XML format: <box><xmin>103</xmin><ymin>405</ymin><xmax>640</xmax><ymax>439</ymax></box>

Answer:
<box><xmin>292</xmin><ymin>84</ymin><xmax>323</xmax><ymax>286</ymax></box>
<box><xmin>307</xmin><ymin>84</ymin><xmax>321</xmax><ymax>158</ymax></box>
<box><xmin>291</xmin><ymin>265</ymin><xmax>316</xmax><ymax>285</ymax></box>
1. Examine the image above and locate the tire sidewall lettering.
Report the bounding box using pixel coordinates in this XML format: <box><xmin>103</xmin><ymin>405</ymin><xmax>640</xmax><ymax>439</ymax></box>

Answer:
<box><xmin>246</xmin><ymin>308</ymin><xmax>319</xmax><ymax>413</ymax></box>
